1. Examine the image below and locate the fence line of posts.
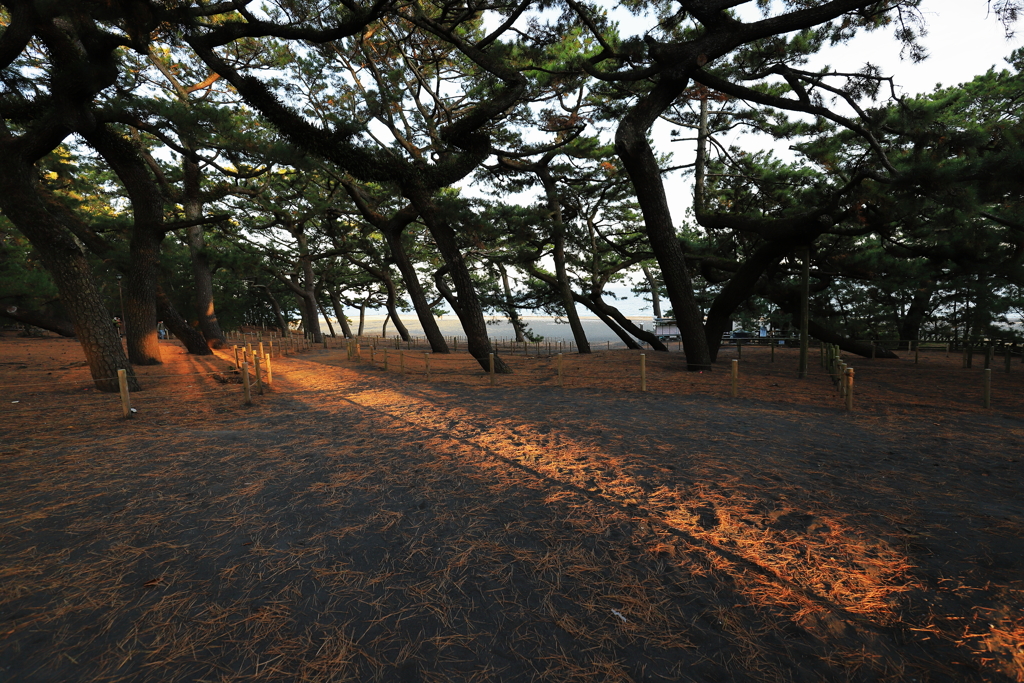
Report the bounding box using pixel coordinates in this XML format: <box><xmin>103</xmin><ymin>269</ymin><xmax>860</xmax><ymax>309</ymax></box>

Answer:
<box><xmin>104</xmin><ymin>330</ymin><xmax>1012</xmax><ymax>418</ymax></box>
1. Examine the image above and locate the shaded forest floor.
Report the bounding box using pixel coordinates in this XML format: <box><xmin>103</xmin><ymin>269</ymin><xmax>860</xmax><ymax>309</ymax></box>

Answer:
<box><xmin>2</xmin><ymin>333</ymin><xmax>1022</xmax><ymax>682</ymax></box>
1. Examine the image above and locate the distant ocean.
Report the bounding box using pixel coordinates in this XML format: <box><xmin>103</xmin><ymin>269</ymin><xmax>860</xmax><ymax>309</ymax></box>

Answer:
<box><xmin>342</xmin><ymin>314</ymin><xmax>656</xmax><ymax>345</ymax></box>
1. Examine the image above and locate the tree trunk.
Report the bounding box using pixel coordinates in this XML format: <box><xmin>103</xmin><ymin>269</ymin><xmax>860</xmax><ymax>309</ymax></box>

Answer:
<box><xmin>641</xmin><ymin>264</ymin><xmax>662</xmax><ymax>318</ymax></box>
<box><xmin>256</xmin><ymin>285</ymin><xmax>289</xmax><ymax>335</ymax></box>
<box><xmin>319</xmin><ymin>298</ymin><xmax>337</xmax><ymax>337</ymax></box>
<box><xmin>328</xmin><ymin>288</ymin><xmax>354</xmax><ymax>338</ymax></box>
<box><xmin>703</xmin><ymin>241</ymin><xmax>790</xmax><ymax>361</ymax></box>
<box><xmin>542</xmin><ymin>171</ymin><xmax>591</xmax><ymax>354</ymax></box>
<box><xmin>615</xmin><ymin>79</ymin><xmax>711</xmax><ymax>371</ymax></box>
<box><xmin>384</xmin><ymin>227</ymin><xmax>449</xmax><ymax>352</ymax></box>
<box><xmin>85</xmin><ymin>126</ymin><xmax>163</xmax><ymax>366</ymax></box>
<box><xmin>773</xmin><ymin>289</ymin><xmax>899</xmax><ymax>359</ymax></box>
<box><xmin>498</xmin><ymin>263</ymin><xmax>527</xmax><ymax>342</ymax></box>
<box><xmin>0</xmin><ymin>163</ymin><xmax>138</xmax><ymax>392</ymax></box>
<box><xmin>589</xmin><ymin>292</ymin><xmax>668</xmax><ymax>352</ymax></box>
<box><xmin>1</xmin><ymin>305</ymin><xmax>76</xmax><ymax>337</ymax></box>
<box><xmin>414</xmin><ymin>194</ymin><xmax>510</xmax><ymax>373</ymax></box>
<box><xmin>358</xmin><ymin>302</ymin><xmax>366</xmax><ymax>336</ymax></box>
<box><xmin>382</xmin><ymin>273</ymin><xmax>411</xmax><ymax>341</ymax></box>
<box><xmin>156</xmin><ymin>282</ymin><xmax>213</xmax><ymax>355</ymax></box>
<box><xmin>898</xmin><ymin>281</ymin><xmax>934</xmax><ymax>350</ymax></box>
<box><xmin>183</xmin><ymin>156</ymin><xmax>226</xmax><ymax>348</ymax></box>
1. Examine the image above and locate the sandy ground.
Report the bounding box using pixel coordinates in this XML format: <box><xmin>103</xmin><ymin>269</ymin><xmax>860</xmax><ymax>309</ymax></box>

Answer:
<box><xmin>1</xmin><ymin>332</ymin><xmax>1022</xmax><ymax>682</ymax></box>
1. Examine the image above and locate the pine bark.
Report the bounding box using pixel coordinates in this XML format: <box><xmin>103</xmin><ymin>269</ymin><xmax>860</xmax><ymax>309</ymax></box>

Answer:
<box><xmin>615</xmin><ymin>79</ymin><xmax>711</xmax><ymax>370</ymax></box>
<box><xmin>0</xmin><ymin>163</ymin><xmax>139</xmax><ymax>392</ymax></box>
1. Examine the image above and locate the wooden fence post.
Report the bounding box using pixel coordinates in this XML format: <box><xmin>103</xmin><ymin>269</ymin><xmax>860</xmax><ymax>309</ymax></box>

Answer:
<box><xmin>489</xmin><ymin>353</ymin><xmax>495</xmax><ymax>386</ymax></box>
<box><xmin>117</xmin><ymin>368</ymin><xmax>132</xmax><ymax>419</ymax></box>
<box><xmin>640</xmin><ymin>353</ymin><xmax>647</xmax><ymax>392</ymax></box>
<box><xmin>984</xmin><ymin>368</ymin><xmax>992</xmax><ymax>409</ymax></box>
<box><xmin>845</xmin><ymin>368</ymin><xmax>854</xmax><ymax>411</ymax></box>
<box><xmin>233</xmin><ymin>345</ymin><xmax>240</xmax><ymax>370</ymax></box>
<box><xmin>242</xmin><ymin>361</ymin><xmax>252</xmax><ymax>405</ymax></box>
<box><xmin>254</xmin><ymin>355</ymin><xmax>264</xmax><ymax>395</ymax></box>
<box><xmin>730</xmin><ymin>359</ymin><xmax>738</xmax><ymax>398</ymax></box>
<box><xmin>264</xmin><ymin>355</ymin><xmax>272</xmax><ymax>386</ymax></box>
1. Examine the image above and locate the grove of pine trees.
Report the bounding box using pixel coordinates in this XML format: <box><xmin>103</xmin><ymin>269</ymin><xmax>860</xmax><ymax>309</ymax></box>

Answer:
<box><xmin>2</xmin><ymin>0</ymin><xmax>1022</xmax><ymax>390</ymax></box>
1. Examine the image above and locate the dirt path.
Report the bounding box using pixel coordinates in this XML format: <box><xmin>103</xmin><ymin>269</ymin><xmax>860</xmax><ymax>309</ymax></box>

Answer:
<box><xmin>1</xmin><ymin>336</ymin><xmax>1022</xmax><ymax>682</ymax></box>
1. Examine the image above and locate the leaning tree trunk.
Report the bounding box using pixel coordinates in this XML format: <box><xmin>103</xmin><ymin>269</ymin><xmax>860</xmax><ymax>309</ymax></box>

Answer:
<box><xmin>256</xmin><ymin>285</ymin><xmax>289</xmax><ymax>336</ymax></box>
<box><xmin>543</xmin><ymin>172</ymin><xmax>592</xmax><ymax>354</ymax></box>
<box><xmin>642</xmin><ymin>264</ymin><xmax>663</xmax><ymax>319</ymax></box>
<box><xmin>773</xmin><ymin>289</ymin><xmax>899</xmax><ymax>359</ymax></box>
<box><xmin>384</xmin><ymin>227</ymin><xmax>449</xmax><ymax>352</ymax></box>
<box><xmin>328</xmin><ymin>289</ymin><xmax>354</xmax><ymax>338</ymax></box>
<box><xmin>498</xmin><ymin>264</ymin><xmax>527</xmax><ymax>342</ymax></box>
<box><xmin>703</xmin><ymin>241</ymin><xmax>790</xmax><ymax>362</ymax></box>
<box><xmin>156</xmin><ymin>283</ymin><xmax>213</xmax><ymax>355</ymax></box>
<box><xmin>1</xmin><ymin>305</ymin><xmax>76</xmax><ymax>337</ymax></box>
<box><xmin>590</xmin><ymin>292</ymin><xmax>669</xmax><ymax>352</ymax></box>
<box><xmin>0</xmin><ymin>164</ymin><xmax>138</xmax><ymax>392</ymax></box>
<box><xmin>319</xmin><ymin>299</ymin><xmax>337</xmax><ymax>337</ymax></box>
<box><xmin>615</xmin><ymin>79</ymin><xmax>711</xmax><ymax>371</ymax></box>
<box><xmin>415</xmin><ymin>197</ymin><xmax>510</xmax><ymax>373</ymax></box>
<box><xmin>898</xmin><ymin>281</ymin><xmax>934</xmax><ymax>350</ymax></box>
<box><xmin>357</xmin><ymin>302</ymin><xmax>367</xmax><ymax>336</ymax></box>
<box><xmin>382</xmin><ymin>275</ymin><xmax>411</xmax><ymax>341</ymax></box>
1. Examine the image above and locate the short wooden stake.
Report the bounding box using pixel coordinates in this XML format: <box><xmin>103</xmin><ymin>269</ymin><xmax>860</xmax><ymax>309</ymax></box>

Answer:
<box><xmin>640</xmin><ymin>353</ymin><xmax>647</xmax><ymax>392</ymax></box>
<box><xmin>117</xmin><ymin>368</ymin><xmax>132</xmax><ymax>419</ymax></box>
<box><xmin>246</xmin><ymin>342</ymin><xmax>253</xmax><ymax>360</ymax></box>
<box><xmin>254</xmin><ymin>355</ymin><xmax>264</xmax><ymax>395</ymax></box>
<box><xmin>424</xmin><ymin>353</ymin><xmax>431</xmax><ymax>380</ymax></box>
<box><xmin>268</xmin><ymin>340</ymin><xmax>274</xmax><ymax>358</ymax></box>
<box><xmin>845</xmin><ymin>368</ymin><xmax>854</xmax><ymax>411</ymax></box>
<box><xmin>839</xmin><ymin>362</ymin><xmax>847</xmax><ymax>396</ymax></box>
<box><xmin>242</xmin><ymin>361</ymin><xmax>252</xmax><ymax>405</ymax></box>
<box><xmin>264</xmin><ymin>355</ymin><xmax>272</xmax><ymax>386</ymax></box>
<box><xmin>730</xmin><ymin>359</ymin><xmax>738</xmax><ymax>398</ymax></box>
<box><xmin>557</xmin><ymin>353</ymin><xmax>563</xmax><ymax>387</ymax></box>
<box><xmin>489</xmin><ymin>353</ymin><xmax>495</xmax><ymax>386</ymax></box>
<box><xmin>984</xmin><ymin>368</ymin><xmax>991</xmax><ymax>409</ymax></box>
<box><xmin>233</xmin><ymin>345</ymin><xmax>240</xmax><ymax>370</ymax></box>
<box><xmin>258</xmin><ymin>341</ymin><xmax>265</xmax><ymax>359</ymax></box>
